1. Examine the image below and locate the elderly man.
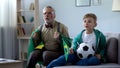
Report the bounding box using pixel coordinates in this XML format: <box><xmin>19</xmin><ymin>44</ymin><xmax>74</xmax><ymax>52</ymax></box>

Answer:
<box><xmin>26</xmin><ymin>6</ymin><xmax>69</xmax><ymax>68</ymax></box>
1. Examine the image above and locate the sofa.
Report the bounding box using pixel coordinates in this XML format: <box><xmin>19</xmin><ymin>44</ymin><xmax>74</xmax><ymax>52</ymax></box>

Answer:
<box><xmin>53</xmin><ymin>33</ymin><xmax>120</xmax><ymax>68</ymax></box>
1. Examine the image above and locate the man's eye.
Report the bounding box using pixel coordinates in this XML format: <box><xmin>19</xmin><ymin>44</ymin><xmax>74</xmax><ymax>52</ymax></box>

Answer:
<box><xmin>44</xmin><ymin>12</ymin><xmax>52</xmax><ymax>15</ymax></box>
<box><xmin>43</xmin><ymin>13</ymin><xmax>46</xmax><ymax>15</ymax></box>
<box><xmin>48</xmin><ymin>12</ymin><xmax>52</xmax><ymax>14</ymax></box>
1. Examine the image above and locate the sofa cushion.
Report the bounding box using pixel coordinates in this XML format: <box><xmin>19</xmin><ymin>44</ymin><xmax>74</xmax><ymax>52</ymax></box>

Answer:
<box><xmin>104</xmin><ymin>33</ymin><xmax>119</xmax><ymax>40</ymax></box>
<box><xmin>106</xmin><ymin>37</ymin><xmax>118</xmax><ymax>63</ymax></box>
<box><xmin>54</xmin><ymin>63</ymin><xmax>120</xmax><ymax>68</ymax></box>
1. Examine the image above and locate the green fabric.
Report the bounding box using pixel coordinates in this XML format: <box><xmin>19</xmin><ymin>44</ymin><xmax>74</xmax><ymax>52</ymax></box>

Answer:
<box><xmin>28</xmin><ymin>28</ymin><xmax>43</xmax><ymax>57</ymax></box>
<box><xmin>60</xmin><ymin>34</ymin><xmax>72</xmax><ymax>61</ymax></box>
<box><xmin>28</xmin><ymin>29</ymin><xmax>72</xmax><ymax>66</ymax></box>
<box><xmin>28</xmin><ymin>37</ymin><xmax>34</xmax><ymax>57</ymax></box>
<box><xmin>35</xmin><ymin>42</ymin><xmax>44</xmax><ymax>49</ymax></box>
<box><xmin>27</xmin><ymin>28</ymin><xmax>43</xmax><ymax>68</ymax></box>
<box><xmin>72</xmin><ymin>29</ymin><xmax>106</xmax><ymax>62</ymax></box>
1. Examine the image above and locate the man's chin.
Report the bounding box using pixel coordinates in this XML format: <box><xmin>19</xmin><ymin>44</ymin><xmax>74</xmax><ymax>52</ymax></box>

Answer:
<box><xmin>45</xmin><ymin>21</ymin><xmax>52</xmax><ymax>23</ymax></box>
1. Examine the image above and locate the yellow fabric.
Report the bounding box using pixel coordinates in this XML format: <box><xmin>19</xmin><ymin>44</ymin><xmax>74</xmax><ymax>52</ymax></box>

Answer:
<box><xmin>35</xmin><ymin>44</ymin><xmax>44</xmax><ymax>49</ymax></box>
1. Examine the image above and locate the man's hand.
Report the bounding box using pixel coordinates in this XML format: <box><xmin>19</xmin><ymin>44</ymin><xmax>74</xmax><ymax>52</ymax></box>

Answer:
<box><xmin>32</xmin><ymin>33</ymin><xmax>38</xmax><ymax>37</ymax></box>
<box><xmin>32</xmin><ymin>32</ymin><xmax>39</xmax><ymax>39</ymax></box>
<box><xmin>54</xmin><ymin>31</ymin><xmax>60</xmax><ymax>39</ymax></box>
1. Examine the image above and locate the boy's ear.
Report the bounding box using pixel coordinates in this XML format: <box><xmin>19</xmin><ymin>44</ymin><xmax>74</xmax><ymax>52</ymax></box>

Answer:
<box><xmin>94</xmin><ymin>22</ymin><xmax>97</xmax><ymax>27</ymax></box>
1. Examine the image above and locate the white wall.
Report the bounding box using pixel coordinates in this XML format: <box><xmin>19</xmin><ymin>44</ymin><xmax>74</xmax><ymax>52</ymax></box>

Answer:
<box><xmin>39</xmin><ymin>0</ymin><xmax>120</xmax><ymax>38</ymax></box>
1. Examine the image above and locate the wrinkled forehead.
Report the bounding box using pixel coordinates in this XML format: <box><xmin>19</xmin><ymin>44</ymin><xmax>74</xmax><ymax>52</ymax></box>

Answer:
<box><xmin>43</xmin><ymin>7</ymin><xmax>54</xmax><ymax>13</ymax></box>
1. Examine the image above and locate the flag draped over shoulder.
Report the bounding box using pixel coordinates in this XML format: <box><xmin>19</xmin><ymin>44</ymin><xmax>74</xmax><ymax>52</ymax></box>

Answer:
<box><xmin>27</xmin><ymin>28</ymin><xmax>44</xmax><ymax>57</ymax></box>
<box><xmin>27</xmin><ymin>28</ymin><xmax>44</xmax><ymax>66</ymax></box>
<box><xmin>60</xmin><ymin>34</ymin><xmax>72</xmax><ymax>61</ymax></box>
<box><xmin>28</xmin><ymin>28</ymin><xmax>72</xmax><ymax>62</ymax></box>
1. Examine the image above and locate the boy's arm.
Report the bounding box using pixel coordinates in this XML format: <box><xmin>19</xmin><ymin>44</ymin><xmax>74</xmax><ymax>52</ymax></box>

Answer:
<box><xmin>72</xmin><ymin>33</ymin><xmax>82</xmax><ymax>51</ymax></box>
<box><xmin>97</xmin><ymin>33</ymin><xmax>106</xmax><ymax>62</ymax></box>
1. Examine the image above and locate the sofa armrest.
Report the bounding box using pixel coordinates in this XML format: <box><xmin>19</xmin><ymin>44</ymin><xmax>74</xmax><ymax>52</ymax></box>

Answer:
<box><xmin>106</xmin><ymin>37</ymin><xmax>118</xmax><ymax>63</ymax></box>
<box><xmin>118</xmin><ymin>34</ymin><xmax>120</xmax><ymax>64</ymax></box>
<box><xmin>104</xmin><ymin>33</ymin><xmax>120</xmax><ymax>64</ymax></box>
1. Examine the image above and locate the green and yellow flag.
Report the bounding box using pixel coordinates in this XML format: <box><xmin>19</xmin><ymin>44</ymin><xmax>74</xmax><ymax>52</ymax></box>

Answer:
<box><xmin>27</xmin><ymin>28</ymin><xmax>44</xmax><ymax>57</ymax></box>
<box><xmin>35</xmin><ymin>42</ymin><xmax>44</xmax><ymax>49</ymax></box>
<box><xmin>27</xmin><ymin>28</ymin><xmax>44</xmax><ymax>66</ymax></box>
<box><xmin>62</xmin><ymin>38</ymin><xmax>69</xmax><ymax>61</ymax></box>
<box><xmin>60</xmin><ymin>34</ymin><xmax>72</xmax><ymax>61</ymax></box>
<box><xmin>28</xmin><ymin>29</ymin><xmax>72</xmax><ymax>62</ymax></box>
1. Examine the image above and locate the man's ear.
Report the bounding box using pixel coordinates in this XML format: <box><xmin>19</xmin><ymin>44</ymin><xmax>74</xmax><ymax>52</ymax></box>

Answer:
<box><xmin>53</xmin><ymin>13</ymin><xmax>56</xmax><ymax>18</ymax></box>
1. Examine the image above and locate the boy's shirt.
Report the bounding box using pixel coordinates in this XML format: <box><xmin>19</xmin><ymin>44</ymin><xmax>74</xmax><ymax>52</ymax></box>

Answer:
<box><xmin>82</xmin><ymin>31</ymin><xmax>96</xmax><ymax>50</ymax></box>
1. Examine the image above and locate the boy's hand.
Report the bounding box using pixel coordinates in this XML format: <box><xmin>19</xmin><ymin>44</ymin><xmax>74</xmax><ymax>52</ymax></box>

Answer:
<box><xmin>95</xmin><ymin>54</ymin><xmax>101</xmax><ymax>59</ymax></box>
<box><xmin>69</xmin><ymin>48</ymin><xmax>74</xmax><ymax>54</ymax></box>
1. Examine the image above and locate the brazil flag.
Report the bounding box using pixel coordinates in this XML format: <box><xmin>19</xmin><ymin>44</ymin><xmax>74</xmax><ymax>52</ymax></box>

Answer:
<box><xmin>60</xmin><ymin>34</ymin><xmax>72</xmax><ymax>61</ymax></box>
<box><xmin>27</xmin><ymin>28</ymin><xmax>44</xmax><ymax>57</ymax></box>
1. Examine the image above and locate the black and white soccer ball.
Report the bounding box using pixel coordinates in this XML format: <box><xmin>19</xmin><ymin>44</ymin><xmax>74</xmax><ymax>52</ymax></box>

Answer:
<box><xmin>76</xmin><ymin>43</ymin><xmax>95</xmax><ymax>59</ymax></box>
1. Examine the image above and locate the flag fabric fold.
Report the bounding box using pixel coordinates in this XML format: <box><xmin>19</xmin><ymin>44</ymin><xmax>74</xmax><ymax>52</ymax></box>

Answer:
<box><xmin>35</xmin><ymin>42</ymin><xmax>44</xmax><ymax>49</ymax></box>
<box><xmin>28</xmin><ymin>29</ymin><xmax>72</xmax><ymax>62</ymax></box>
<box><xmin>28</xmin><ymin>28</ymin><xmax>44</xmax><ymax>58</ymax></box>
<box><xmin>27</xmin><ymin>28</ymin><xmax>44</xmax><ymax>66</ymax></box>
<box><xmin>60</xmin><ymin>34</ymin><xmax>72</xmax><ymax>61</ymax></box>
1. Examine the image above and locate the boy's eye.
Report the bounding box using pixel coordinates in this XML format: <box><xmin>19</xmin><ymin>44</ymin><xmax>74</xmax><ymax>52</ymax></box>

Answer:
<box><xmin>88</xmin><ymin>20</ymin><xmax>92</xmax><ymax>23</ymax></box>
<box><xmin>84</xmin><ymin>20</ymin><xmax>92</xmax><ymax>23</ymax></box>
<box><xmin>85</xmin><ymin>20</ymin><xmax>86</xmax><ymax>22</ymax></box>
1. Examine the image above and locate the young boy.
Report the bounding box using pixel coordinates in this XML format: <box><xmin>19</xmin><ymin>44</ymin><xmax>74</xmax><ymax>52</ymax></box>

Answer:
<box><xmin>47</xmin><ymin>13</ymin><xmax>106</xmax><ymax>68</ymax></box>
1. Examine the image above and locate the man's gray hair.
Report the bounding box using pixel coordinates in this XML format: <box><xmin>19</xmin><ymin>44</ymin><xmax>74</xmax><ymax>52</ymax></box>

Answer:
<box><xmin>43</xmin><ymin>6</ymin><xmax>55</xmax><ymax>13</ymax></box>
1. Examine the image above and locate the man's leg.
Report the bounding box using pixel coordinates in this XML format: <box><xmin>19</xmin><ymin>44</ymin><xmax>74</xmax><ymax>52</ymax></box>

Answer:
<box><xmin>43</xmin><ymin>51</ymin><xmax>63</xmax><ymax>66</ymax></box>
<box><xmin>76</xmin><ymin>56</ymin><xmax>101</xmax><ymax>66</ymax></box>
<box><xmin>27</xmin><ymin>50</ymin><xmax>43</xmax><ymax>68</ymax></box>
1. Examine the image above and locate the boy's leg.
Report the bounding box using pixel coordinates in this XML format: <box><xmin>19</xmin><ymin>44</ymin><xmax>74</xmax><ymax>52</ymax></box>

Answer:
<box><xmin>76</xmin><ymin>56</ymin><xmax>101</xmax><ymax>66</ymax></box>
<box><xmin>47</xmin><ymin>54</ymin><xmax>79</xmax><ymax>68</ymax></box>
<box><xmin>87</xmin><ymin>56</ymin><xmax>101</xmax><ymax>65</ymax></box>
<box><xmin>47</xmin><ymin>55</ymin><xmax>66</xmax><ymax>68</ymax></box>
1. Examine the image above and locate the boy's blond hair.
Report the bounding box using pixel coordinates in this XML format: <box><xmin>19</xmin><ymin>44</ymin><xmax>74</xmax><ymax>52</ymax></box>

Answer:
<box><xmin>83</xmin><ymin>13</ymin><xmax>97</xmax><ymax>21</ymax></box>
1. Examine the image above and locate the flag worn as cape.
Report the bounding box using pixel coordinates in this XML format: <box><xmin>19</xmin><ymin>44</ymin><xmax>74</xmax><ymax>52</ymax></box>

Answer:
<box><xmin>27</xmin><ymin>28</ymin><xmax>44</xmax><ymax>66</ymax></box>
<box><xmin>27</xmin><ymin>28</ymin><xmax>44</xmax><ymax>58</ymax></box>
<box><xmin>60</xmin><ymin>34</ymin><xmax>72</xmax><ymax>61</ymax></box>
<box><xmin>28</xmin><ymin>28</ymin><xmax>72</xmax><ymax>62</ymax></box>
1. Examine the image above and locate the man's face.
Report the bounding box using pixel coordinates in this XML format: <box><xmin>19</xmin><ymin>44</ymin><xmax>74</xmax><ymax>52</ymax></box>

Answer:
<box><xmin>43</xmin><ymin>8</ymin><xmax>55</xmax><ymax>24</ymax></box>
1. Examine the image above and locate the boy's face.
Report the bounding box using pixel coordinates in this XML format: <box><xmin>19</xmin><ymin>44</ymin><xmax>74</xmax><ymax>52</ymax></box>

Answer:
<box><xmin>83</xmin><ymin>17</ymin><xmax>97</xmax><ymax>31</ymax></box>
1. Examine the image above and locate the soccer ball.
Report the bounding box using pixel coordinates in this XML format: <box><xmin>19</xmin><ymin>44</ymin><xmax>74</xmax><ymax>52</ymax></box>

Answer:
<box><xmin>76</xmin><ymin>43</ymin><xmax>95</xmax><ymax>59</ymax></box>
